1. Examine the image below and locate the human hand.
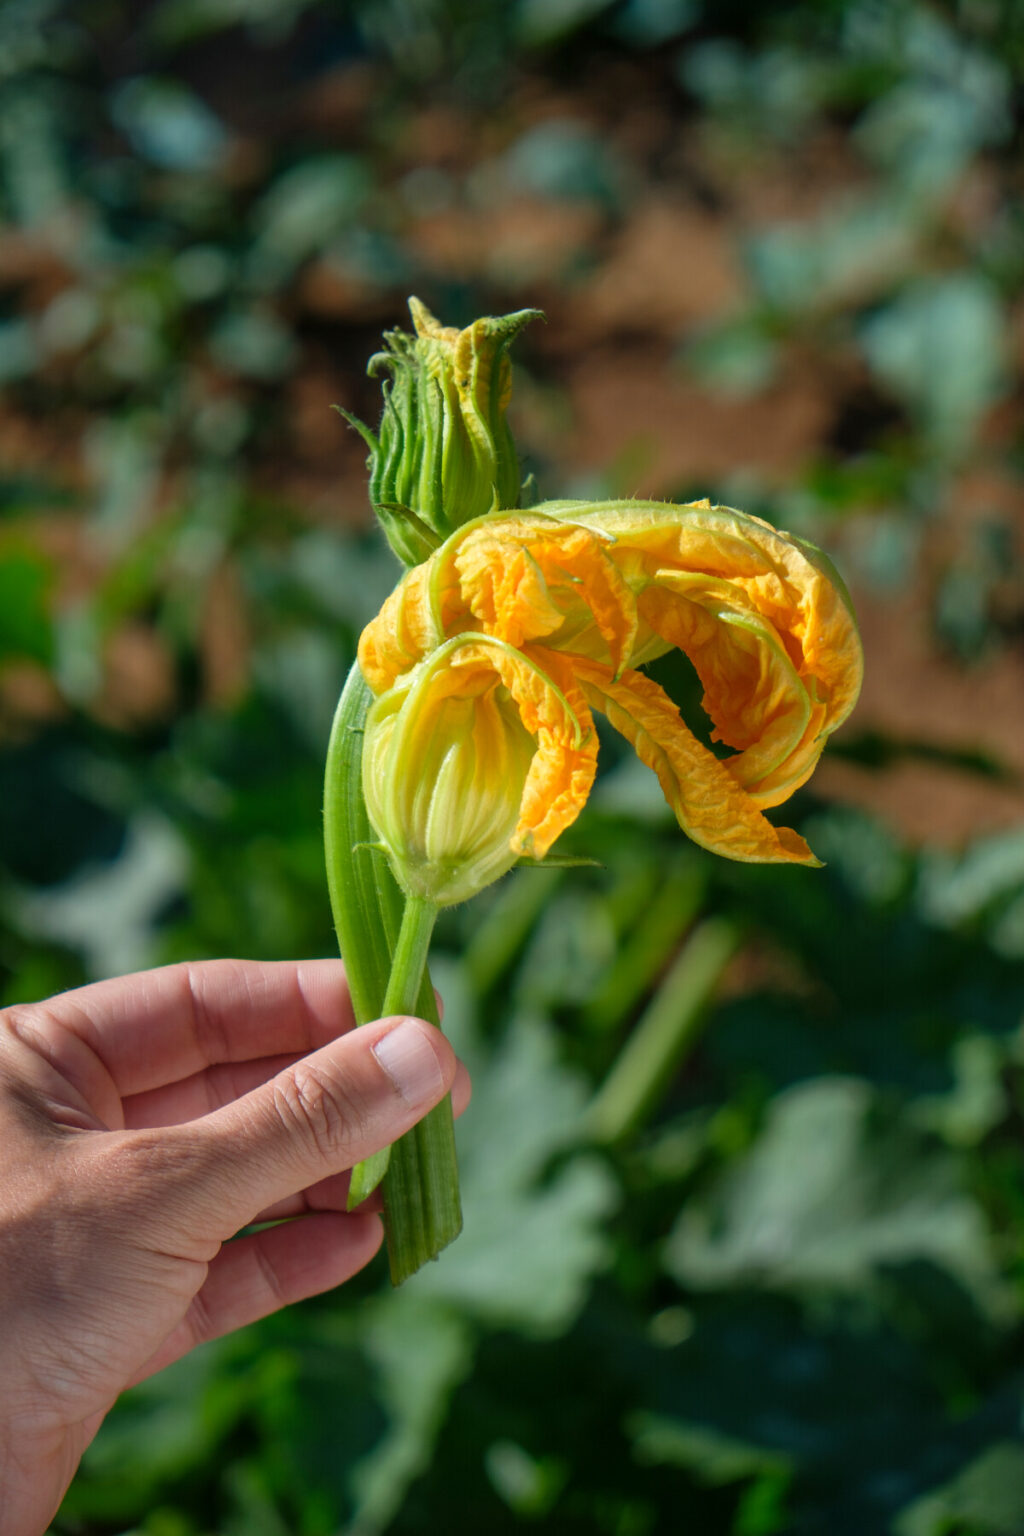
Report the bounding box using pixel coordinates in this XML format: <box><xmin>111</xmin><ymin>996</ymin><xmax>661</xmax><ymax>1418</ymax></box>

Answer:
<box><xmin>0</xmin><ymin>959</ymin><xmax>467</xmax><ymax>1536</ymax></box>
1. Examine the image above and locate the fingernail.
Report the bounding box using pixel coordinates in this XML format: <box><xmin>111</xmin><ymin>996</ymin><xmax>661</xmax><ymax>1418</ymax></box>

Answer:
<box><xmin>372</xmin><ymin>1019</ymin><xmax>444</xmax><ymax>1107</ymax></box>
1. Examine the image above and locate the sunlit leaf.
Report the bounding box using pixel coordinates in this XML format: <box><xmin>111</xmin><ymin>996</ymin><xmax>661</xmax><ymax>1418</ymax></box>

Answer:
<box><xmin>859</xmin><ymin>274</ymin><xmax>1007</xmax><ymax>447</ymax></box>
<box><xmin>895</xmin><ymin>1443</ymin><xmax>1024</xmax><ymax>1536</ymax></box>
<box><xmin>111</xmin><ymin>77</ymin><xmax>229</xmax><ymax>172</ymax></box>
<box><xmin>0</xmin><ymin>545</ymin><xmax>53</xmax><ymax>663</ymax></box>
<box><xmin>406</xmin><ymin>959</ymin><xmax>618</xmax><ymax>1332</ymax></box>
<box><xmin>665</xmin><ymin>1077</ymin><xmax>1005</xmax><ymax>1315</ymax></box>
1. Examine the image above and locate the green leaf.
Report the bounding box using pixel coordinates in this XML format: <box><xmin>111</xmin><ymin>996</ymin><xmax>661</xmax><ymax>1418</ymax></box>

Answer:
<box><xmin>860</xmin><ymin>274</ymin><xmax>1006</xmax><ymax>447</ymax></box>
<box><xmin>665</xmin><ymin>1078</ymin><xmax>1005</xmax><ymax>1315</ymax></box>
<box><xmin>917</xmin><ymin>827</ymin><xmax>1024</xmax><ymax>930</ymax></box>
<box><xmin>248</xmin><ymin>154</ymin><xmax>371</xmax><ymax>283</ymax></box>
<box><xmin>347</xmin><ymin>1295</ymin><xmax>474</xmax><ymax>1535</ymax></box>
<box><xmin>0</xmin><ymin>546</ymin><xmax>53</xmax><ymax>664</ymax></box>
<box><xmin>111</xmin><ymin>76</ymin><xmax>228</xmax><ymax>171</ymax></box>
<box><xmin>14</xmin><ymin>811</ymin><xmax>189</xmax><ymax>977</ymax></box>
<box><xmin>685</xmin><ymin>316</ymin><xmax>780</xmax><ymax>399</ymax></box>
<box><xmin>744</xmin><ymin>193</ymin><xmax>919</xmax><ymax>312</ymax></box>
<box><xmin>516</xmin><ymin>0</ymin><xmax>616</xmax><ymax>49</ymax></box>
<box><xmin>406</xmin><ymin>960</ymin><xmax>618</xmax><ymax>1334</ymax></box>
<box><xmin>895</xmin><ymin>1444</ymin><xmax>1024</xmax><ymax>1536</ymax></box>
<box><xmin>628</xmin><ymin>1411</ymin><xmax>791</xmax><ymax>1485</ymax></box>
<box><xmin>461</xmin><ymin>866</ymin><xmax>566</xmax><ymax>995</ymax></box>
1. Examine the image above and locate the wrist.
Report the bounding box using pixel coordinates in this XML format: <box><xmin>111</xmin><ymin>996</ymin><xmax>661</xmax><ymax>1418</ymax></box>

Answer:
<box><xmin>0</xmin><ymin>1424</ymin><xmax>79</xmax><ymax>1536</ymax></box>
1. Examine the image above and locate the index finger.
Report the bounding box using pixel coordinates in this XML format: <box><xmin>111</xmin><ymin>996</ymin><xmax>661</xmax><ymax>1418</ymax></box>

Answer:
<box><xmin>35</xmin><ymin>958</ymin><xmax>357</xmax><ymax>1096</ymax></box>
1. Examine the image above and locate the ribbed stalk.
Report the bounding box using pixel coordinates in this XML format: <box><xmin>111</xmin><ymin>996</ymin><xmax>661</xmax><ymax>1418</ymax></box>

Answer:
<box><xmin>323</xmin><ymin>661</ymin><xmax>462</xmax><ymax>1282</ymax></box>
<box><xmin>348</xmin><ymin>894</ymin><xmax>438</xmax><ymax>1208</ymax></box>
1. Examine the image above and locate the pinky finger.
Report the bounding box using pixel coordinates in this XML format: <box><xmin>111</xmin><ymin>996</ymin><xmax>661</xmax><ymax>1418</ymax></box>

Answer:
<box><xmin>130</xmin><ymin>1212</ymin><xmax>383</xmax><ymax>1383</ymax></box>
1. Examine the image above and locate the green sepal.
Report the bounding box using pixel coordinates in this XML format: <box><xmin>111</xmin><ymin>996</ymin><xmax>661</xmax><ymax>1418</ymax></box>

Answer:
<box><xmin>332</xmin><ymin>403</ymin><xmax>379</xmax><ymax>453</ymax></box>
<box><xmin>337</xmin><ymin>297</ymin><xmax>541</xmax><ymax>568</ymax></box>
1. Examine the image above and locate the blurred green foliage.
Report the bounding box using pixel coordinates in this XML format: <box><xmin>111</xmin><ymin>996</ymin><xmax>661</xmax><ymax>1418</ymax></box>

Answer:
<box><xmin>1</xmin><ymin>0</ymin><xmax>1024</xmax><ymax>1532</ymax></box>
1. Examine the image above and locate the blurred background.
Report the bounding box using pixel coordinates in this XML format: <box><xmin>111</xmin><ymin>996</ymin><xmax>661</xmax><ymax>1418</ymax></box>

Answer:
<box><xmin>2</xmin><ymin>0</ymin><xmax>1024</xmax><ymax>1531</ymax></box>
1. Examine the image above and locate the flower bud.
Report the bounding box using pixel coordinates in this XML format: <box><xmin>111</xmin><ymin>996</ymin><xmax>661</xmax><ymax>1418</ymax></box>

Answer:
<box><xmin>362</xmin><ymin>640</ymin><xmax>536</xmax><ymax>906</ymax></box>
<box><xmin>340</xmin><ymin>297</ymin><xmax>542</xmax><ymax>567</ymax></box>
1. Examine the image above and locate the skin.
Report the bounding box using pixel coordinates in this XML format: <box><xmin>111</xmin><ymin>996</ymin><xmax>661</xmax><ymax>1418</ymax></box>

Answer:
<box><xmin>0</xmin><ymin>958</ymin><xmax>469</xmax><ymax>1536</ymax></box>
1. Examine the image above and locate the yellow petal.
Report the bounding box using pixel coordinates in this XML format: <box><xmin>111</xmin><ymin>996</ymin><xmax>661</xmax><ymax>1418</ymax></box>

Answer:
<box><xmin>455</xmin><ymin>535</ymin><xmax>566</xmax><ymax>646</ymax></box>
<box><xmin>575</xmin><ymin>659</ymin><xmax>820</xmax><ymax>866</ymax></box>
<box><xmin>737</xmin><ymin>714</ymin><xmax>827</xmax><ymax>809</ymax></box>
<box><xmin>359</xmin><ymin>564</ymin><xmax>435</xmax><ymax>694</ymax></box>
<box><xmin>488</xmin><ymin>643</ymin><xmax>600</xmax><ymax>858</ymax></box>
<box><xmin>640</xmin><ymin>582</ymin><xmax>818</xmax><ymax>808</ymax></box>
<box><xmin>535</xmin><ymin>499</ymin><xmax>863</xmax><ymax>739</ymax></box>
<box><xmin>453</xmin><ymin>518</ymin><xmax>638</xmax><ymax>674</ymax></box>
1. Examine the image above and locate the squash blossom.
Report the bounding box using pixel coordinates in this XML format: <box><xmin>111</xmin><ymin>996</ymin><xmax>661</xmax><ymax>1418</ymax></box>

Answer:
<box><xmin>359</xmin><ymin>499</ymin><xmax>863</xmax><ymax>902</ymax></box>
<box><xmin>339</xmin><ymin>296</ymin><xmax>542</xmax><ymax>566</ymax></box>
<box><xmin>326</xmin><ymin>298</ymin><xmax>865</xmax><ymax>1281</ymax></box>
<box><xmin>362</xmin><ymin>636</ymin><xmax>539</xmax><ymax>906</ymax></box>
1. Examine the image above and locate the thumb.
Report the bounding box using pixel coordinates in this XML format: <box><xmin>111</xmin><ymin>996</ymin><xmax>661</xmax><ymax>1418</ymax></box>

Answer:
<box><xmin>128</xmin><ymin>1015</ymin><xmax>455</xmax><ymax>1241</ymax></box>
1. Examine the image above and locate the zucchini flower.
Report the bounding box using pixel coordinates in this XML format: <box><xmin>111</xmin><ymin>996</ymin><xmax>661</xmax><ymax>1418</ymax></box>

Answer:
<box><xmin>358</xmin><ymin>499</ymin><xmax>863</xmax><ymax>901</ymax></box>
<box><xmin>362</xmin><ymin>637</ymin><xmax>543</xmax><ymax>906</ymax></box>
<box><xmin>340</xmin><ymin>297</ymin><xmax>542</xmax><ymax>566</ymax></box>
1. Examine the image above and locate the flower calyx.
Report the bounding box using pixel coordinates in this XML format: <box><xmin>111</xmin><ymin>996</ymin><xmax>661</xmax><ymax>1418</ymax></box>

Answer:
<box><xmin>339</xmin><ymin>296</ymin><xmax>543</xmax><ymax>567</ymax></box>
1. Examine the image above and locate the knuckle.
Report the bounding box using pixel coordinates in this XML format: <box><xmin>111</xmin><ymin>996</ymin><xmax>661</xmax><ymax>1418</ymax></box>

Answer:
<box><xmin>0</xmin><ymin>1004</ymin><xmax>54</xmax><ymax>1079</ymax></box>
<box><xmin>271</xmin><ymin>1062</ymin><xmax>363</xmax><ymax>1165</ymax></box>
<box><xmin>90</xmin><ymin>1130</ymin><xmax>183</xmax><ymax>1205</ymax></box>
<box><xmin>85</xmin><ymin>1132</ymin><xmax>225</xmax><ymax>1257</ymax></box>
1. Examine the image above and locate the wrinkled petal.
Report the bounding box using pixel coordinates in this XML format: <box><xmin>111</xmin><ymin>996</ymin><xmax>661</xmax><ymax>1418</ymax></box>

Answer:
<box><xmin>360</xmin><ymin>514</ymin><xmax>640</xmax><ymax>693</ymax></box>
<box><xmin>490</xmin><ymin>644</ymin><xmax>600</xmax><ymax>857</ymax></box>
<box><xmin>453</xmin><ymin>517</ymin><xmax>638</xmax><ymax>673</ymax></box>
<box><xmin>535</xmin><ymin>499</ymin><xmax>863</xmax><ymax>739</ymax></box>
<box><xmin>575</xmin><ymin>659</ymin><xmax>820</xmax><ymax>867</ymax></box>
<box><xmin>360</xmin><ymin>499</ymin><xmax>861</xmax><ymax>877</ymax></box>
<box><xmin>359</xmin><ymin>563</ymin><xmax>438</xmax><ymax>694</ymax></box>
<box><xmin>361</xmin><ymin>636</ymin><xmax>597</xmax><ymax>903</ymax></box>
<box><xmin>456</xmin><ymin>534</ymin><xmax>566</xmax><ymax>645</ymax></box>
<box><xmin>379</xmin><ymin>635</ymin><xmax>600</xmax><ymax>862</ymax></box>
<box><xmin>640</xmin><ymin>582</ymin><xmax>821</xmax><ymax>808</ymax></box>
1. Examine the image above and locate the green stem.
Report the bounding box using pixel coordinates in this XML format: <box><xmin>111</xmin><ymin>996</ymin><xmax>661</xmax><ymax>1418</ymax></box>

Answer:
<box><xmin>382</xmin><ymin>895</ymin><xmax>439</xmax><ymax>1017</ymax></box>
<box><xmin>585</xmin><ymin>917</ymin><xmax>741</xmax><ymax>1146</ymax></box>
<box><xmin>347</xmin><ymin>893</ymin><xmax>437</xmax><ymax>1209</ymax></box>
<box><xmin>324</xmin><ymin>661</ymin><xmax>462</xmax><ymax>1281</ymax></box>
